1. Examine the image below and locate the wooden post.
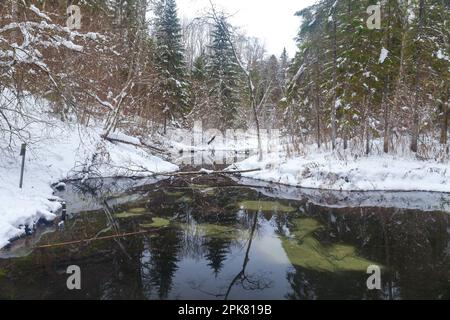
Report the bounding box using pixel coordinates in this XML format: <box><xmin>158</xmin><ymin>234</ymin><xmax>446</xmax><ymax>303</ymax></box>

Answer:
<box><xmin>62</xmin><ymin>202</ymin><xmax>67</xmax><ymax>221</ymax></box>
<box><xmin>19</xmin><ymin>143</ymin><xmax>26</xmax><ymax>189</ymax></box>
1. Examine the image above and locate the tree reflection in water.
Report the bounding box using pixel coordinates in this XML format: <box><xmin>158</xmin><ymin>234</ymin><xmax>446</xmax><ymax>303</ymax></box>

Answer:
<box><xmin>1</xmin><ymin>179</ymin><xmax>449</xmax><ymax>300</ymax></box>
<box><xmin>223</xmin><ymin>212</ymin><xmax>273</xmax><ymax>300</ymax></box>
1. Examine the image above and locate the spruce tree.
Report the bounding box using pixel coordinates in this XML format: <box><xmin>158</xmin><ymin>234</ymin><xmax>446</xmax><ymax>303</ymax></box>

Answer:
<box><xmin>154</xmin><ymin>0</ymin><xmax>190</xmax><ymax>129</ymax></box>
<box><xmin>190</xmin><ymin>54</ymin><xmax>210</xmax><ymax>122</ymax></box>
<box><xmin>285</xmin><ymin>2</ymin><xmax>330</xmax><ymax>142</ymax></box>
<box><xmin>207</xmin><ymin>15</ymin><xmax>241</xmax><ymax>131</ymax></box>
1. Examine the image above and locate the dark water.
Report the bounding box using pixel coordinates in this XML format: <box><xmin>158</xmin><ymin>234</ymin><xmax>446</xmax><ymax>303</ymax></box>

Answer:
<box><xmin>0</xmin><ymin>177</ymin><xmax>449</xmax><ymax>300</ymax></box>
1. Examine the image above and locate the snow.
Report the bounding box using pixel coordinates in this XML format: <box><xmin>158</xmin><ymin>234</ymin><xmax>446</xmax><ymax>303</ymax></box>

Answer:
<box><xmin>228</xmin><ymin>149</ymin><xmax>450</xmax><ymax>194</ymax></box>
<box><xmin>290</xmin><ymin>63</ymin><xmax>306</xmax><ymax>86</ymax></box>
<box><xmin>335</xmin><ymin>98</ymin><xmax>341</xmax><ymax>108</ymax></box>
<box><xmin>106</xmin><ymin>132</ymin><xmax>141</xmax><ymax>145</ymax></box>
<box><xmin>407</xmin><ymin>7</ymin><xmax>416</xmax><ymax>23</ymax></box>
<box><xmin>436</xmin><ymin>49</ymin><xmax>449</xmax><ymax>62</ymax></box>
<box><xmin>238</xmin><ymin>178</ymin><xmax>450</xmax><ymax>213</ymax></box>
<box><xmin>0</xmin><ymin>91</ymin><xmax>178</xmax><ymax>249</ymax></box>
<box><xmin>30</xmin><ymin>5</ymin><xmax>52</xmax><ymax>22</ymax></box>
<box><xmin>379</xmin><ymin>47</ymin><xmax>389</xmax><ymax>64</ymax></box>
<box><xmin>199</xmin><ymin>168</ymin><xmax>214</xmax><ymax>174</ymax></box>
<box><xmin>160</xmin><ymin>122</ymin><xmax>270</xmax><ymax>154</ymax></box>
<box><xmin>59</xmin><ymin>39</ymin><xmax>83</xmax><ymax>52</ymax></box>
<box><xmin>157</xmin><ymin>122</ymin><xmax>284</xmax><ymax>167</ymax></box>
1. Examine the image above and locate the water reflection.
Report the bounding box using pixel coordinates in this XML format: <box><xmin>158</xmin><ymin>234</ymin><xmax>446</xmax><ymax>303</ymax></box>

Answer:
<box><xmin>0</xmin><ymin>179</ymin><xmax>449</xmax><ymax>300</ymax></box>
<box><xmin>171</xmin><ymin>150</ymin><xmax>254</xmax><ymax>171</ymax></box>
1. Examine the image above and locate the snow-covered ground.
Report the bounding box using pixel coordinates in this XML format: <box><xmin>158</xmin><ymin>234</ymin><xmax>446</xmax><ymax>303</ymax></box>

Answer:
<box><xmin>2</xmin><ymin>91</ymin><xmax>449</xmax><ymax>249</ymax></box>
<box><xmin>238</xmin><ymin>178</ymin><xmax>450</xmax><ymax>213</ymax></box>
<box><xmin>229</xmin><ymin>149</ymin><xmax>450</xmax><ymax>194</ymax></box>
<box><xmin>0</xmin><ymin>92</ymin><xmax>178</xmax><ymax>249</ymax></box>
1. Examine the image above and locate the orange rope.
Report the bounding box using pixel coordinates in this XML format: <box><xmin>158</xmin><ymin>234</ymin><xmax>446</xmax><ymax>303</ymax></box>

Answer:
<box><xmin>35</xmin><ymin>230</ymin><xmax>152</xmax><ymax>249</ymax></box>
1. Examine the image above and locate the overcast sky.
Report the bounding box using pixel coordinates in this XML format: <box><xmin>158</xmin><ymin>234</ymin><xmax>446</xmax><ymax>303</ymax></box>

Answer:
<box><xmin>176</xmin><ymin>0</ymin><xmax>317</xmax><ymax>58</ymax></box>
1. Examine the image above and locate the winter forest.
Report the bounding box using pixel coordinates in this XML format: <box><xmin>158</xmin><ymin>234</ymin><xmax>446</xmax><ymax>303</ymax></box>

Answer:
<box><xmin>1</xmin><ymin>0</ymin><xmax>448</xmax><ymax>158</ymax></box>
<box><xmin>0</xmin><ymin>0</ymin><xmax>450</xmax><ymax>301</ymax></box>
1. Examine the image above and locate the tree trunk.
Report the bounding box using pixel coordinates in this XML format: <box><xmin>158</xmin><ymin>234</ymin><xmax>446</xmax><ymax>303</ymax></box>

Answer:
<box><xmin>248</xmin><ymin>84</ymin><xmax>263</xmax><ymax>162</ymax></box>
<box><xmin>331</xmin><ymin>18</ymin><xmax>338</xmax><ymax>150</ymax></box>
<box><xmin>411</xmin><ymin>105</ymin><xmax>420</xmax><ymax>153</ymax></box>
<box><xmin>366</xmin><ymin>125</ymin><xmax>371</xmax><ymax>155</ymax></box>
<box><xmin>11</xmin><ymin>0</ymin><xmax>17</xmax><ymax>19</ymax></box>
<box><xmin>316</xmin><ymin>98</ymin><xmax>321</xmax><ymax>149</ymax></box>
<box><xmin>441</xmin><ymin>84</ymin><xmax>449</xmax><ymax>146</ymax></box>
<box><xmin>343</xmin><ymin>131</ymin><xmax>348</xmax><ymax>150</ymax></box>
<box><xmin>365</xmin><ymin>98</ymin><xmax>371</xmax><ymax>155</ymax></box>
<box><xmin>382</xmin><ymin>77</ymin><xmax>390</xmax><ymax>154</ymax></box>
<box><xmin>314</xmin><ymin>60</ymin><xmax>321</xmax><ymax>149</ymax></box>
<box><xmin>411</xmin><ymin>0</ymin><xmax>425</xmax><ymax>153</ymax></box>
<box><xmin>11</xmin><ymin>0</ymin><xmax>18</xmax><ymax>41</ymax></box>
<box><xmin>163</xmin><ymin>110</ymin><xmax>167</xmax><ymax>135</ymax></box>
<box><xmin>382</xmin><ymin>1</ymin><xmax>394</xmax><ymax>154</ymax></box>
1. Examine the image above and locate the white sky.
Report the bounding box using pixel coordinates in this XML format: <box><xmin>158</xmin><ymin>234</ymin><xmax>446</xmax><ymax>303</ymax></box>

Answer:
<box><xmin>176</xmin><ymin>0</ymin><xmax>317</xmax><ymax>57</ymax></box>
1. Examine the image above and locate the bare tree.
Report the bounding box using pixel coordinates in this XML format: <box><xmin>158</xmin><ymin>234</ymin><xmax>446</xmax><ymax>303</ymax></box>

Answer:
<box><xmin>0</xmin><ymin>1</ymin><xmax>96</xmax><ymax>150</ymax></box>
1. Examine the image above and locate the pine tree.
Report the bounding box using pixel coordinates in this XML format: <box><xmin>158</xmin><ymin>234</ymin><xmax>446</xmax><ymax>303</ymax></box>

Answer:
<box><xmin>154</xmin><ymin>0</ymin><xmax>190</xmax><ymax>130</ymax></box>
<box><xmin>207</xmin><ymin>15</ymin><xmax>241</xmax><ymax>131</ymax></box>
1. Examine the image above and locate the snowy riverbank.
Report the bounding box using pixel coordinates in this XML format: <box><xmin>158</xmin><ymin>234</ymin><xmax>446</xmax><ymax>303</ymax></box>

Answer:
<box><xmin>2</xmin><ymin>94</ymin><xmax>449</xmax><ymax>250</ymax></box>
<box><xmin>0</xmin><ymin>94</ymin><xmax>178</xmax><ymax>249</ymax></box>
<box><xmin>229</xmin><ymin>150</ymin><xmax>450</xmax><ymax>194</ymax></box>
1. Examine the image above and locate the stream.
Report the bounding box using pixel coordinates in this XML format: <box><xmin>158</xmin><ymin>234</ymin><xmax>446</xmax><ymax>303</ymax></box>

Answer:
<box><xmin>0</xmin><ymin>165</ymin><xmax>449</xmax><ymax>300</ymax></box>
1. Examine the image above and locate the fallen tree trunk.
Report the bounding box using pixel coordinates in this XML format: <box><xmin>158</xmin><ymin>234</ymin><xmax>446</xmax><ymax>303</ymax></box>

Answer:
<box><xmin>164</xmin><ymin>168</ymin><xmax>261</xmax><ymax>177</ymax></box>
<box><xmin>59</xmin><ymin>168</ymin><xmax>261</xmax><ymax>183</ymax></box>
<box><xmin>101</xmin><ymin>134</ymin><xmax>168</xmax><ymax>155</ymax></box>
